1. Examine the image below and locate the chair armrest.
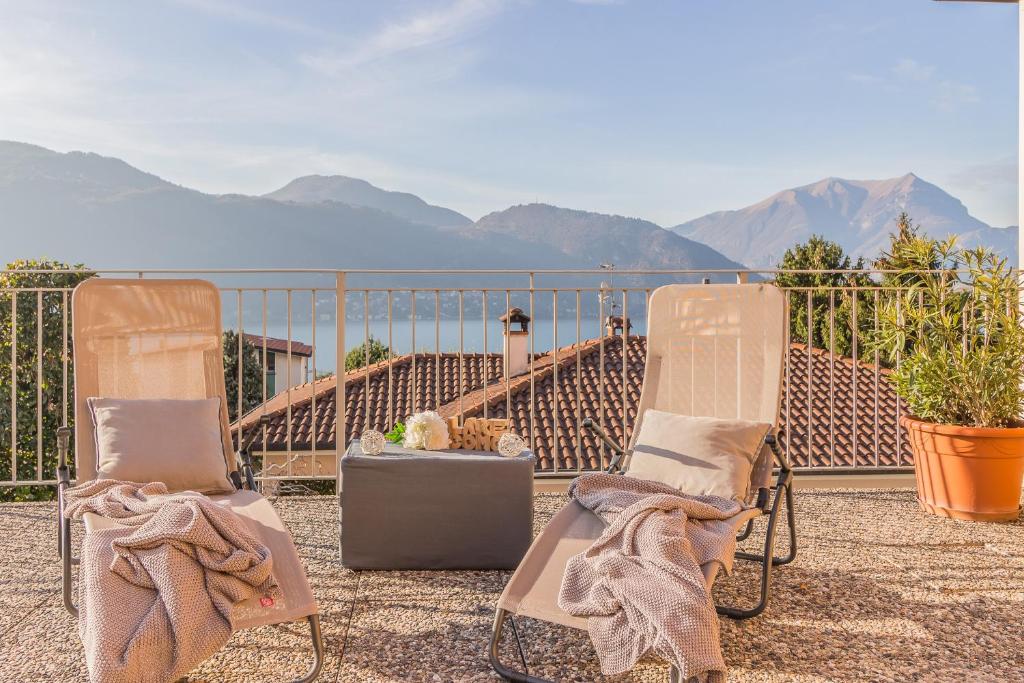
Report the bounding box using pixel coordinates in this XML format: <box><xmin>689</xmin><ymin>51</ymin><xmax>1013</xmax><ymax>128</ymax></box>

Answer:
<box><xmin>56</xmin><ymin>425</ymin><xmax>72</xmax><ymax>487</ymax></box>
<box><xmin>235</xmin><ymin>415</ymin><xmax>270</xmax><ymax>490</ymax></box>
<box><xmin>582</xmin><ymin>417</ymin><xmax>629</xmax><ymax>474</ymax></box>
<box><xmin>55</xmin><ymin>426</ymin><xmax>73</xmax><ymax>561</ymax></box>
<box><xmin>764</xmin><ymin>432</ymin><xmax>792</xmax><ymax>472</ymax></box>
<box><xmin>236</xmin><ymin>450</ymin><xmax>258</xmax><ymax>491</ymax></box>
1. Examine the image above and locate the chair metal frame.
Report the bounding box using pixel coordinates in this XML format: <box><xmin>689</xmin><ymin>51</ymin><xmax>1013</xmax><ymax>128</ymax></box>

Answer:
<box><xmin>55</xmin><ymin>348</ymin><xmax>324</xmax><ymax>682</ymax></box>
<box><xmin>488</xmin><ymin>422</ymin><xmax>796</xmax><ymax>682</ymax></box>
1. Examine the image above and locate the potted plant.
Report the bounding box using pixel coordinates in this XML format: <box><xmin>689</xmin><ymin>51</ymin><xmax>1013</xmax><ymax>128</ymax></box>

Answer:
<box><xmin>872</xmin><ymin>234</ymin><xmax>1024</xmax><ymax>522</ymax></box>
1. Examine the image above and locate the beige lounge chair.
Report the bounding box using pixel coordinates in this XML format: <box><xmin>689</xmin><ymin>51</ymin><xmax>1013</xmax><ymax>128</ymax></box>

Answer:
<box><xmin>489</xmin><ymin>283</ymin><xmax>797</xmax><ymax>682</ymax></box>
<box><xmin>56</xmin><ymin>278</ymin><xmax>323</xmax><ymax>682</ymax></box>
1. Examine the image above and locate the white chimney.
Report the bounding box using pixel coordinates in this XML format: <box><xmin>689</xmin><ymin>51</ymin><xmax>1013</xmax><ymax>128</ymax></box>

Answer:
<box><xmin>500</xmin><ymin>307</ymin><xmax>531</xmax><ymax>378</ymax></box>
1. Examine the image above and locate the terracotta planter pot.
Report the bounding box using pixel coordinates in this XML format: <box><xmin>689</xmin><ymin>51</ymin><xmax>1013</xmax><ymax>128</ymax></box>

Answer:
<box><xmin>901</xmin><ymin>416</ymin><xmax>1024</xmax><ymax>522</ymax></box>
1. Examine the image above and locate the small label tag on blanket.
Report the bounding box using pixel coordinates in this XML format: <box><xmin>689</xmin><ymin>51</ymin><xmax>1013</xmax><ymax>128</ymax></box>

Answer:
<box><xmin>260</xmin><ymin>596</ymin><xmax>275</xmax><ymax>608</ymax></box>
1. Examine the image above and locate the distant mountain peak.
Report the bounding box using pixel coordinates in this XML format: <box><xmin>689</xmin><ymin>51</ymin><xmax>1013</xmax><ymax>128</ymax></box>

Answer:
<box><xmin>264</xmin><ymin>174</ymin><xmax>471</xmax><ymax>228</ymax></box>
<box><xmin>673</xmin><ymin>173</ymin><xmax>1014</xmax><ymax>269</ymax></box>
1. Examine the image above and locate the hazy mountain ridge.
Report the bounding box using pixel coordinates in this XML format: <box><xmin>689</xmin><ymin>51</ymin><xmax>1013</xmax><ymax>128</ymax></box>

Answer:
<box><xmin>0</xmin><ymin>140</ymin><xmax>171</xmax><ymax>195</ymax></box>
<box><xmin>265</xmin><ymin>174</ymin><xmax>472</xmax><ymax>228</ymax></box>
<box><xmin>0</xmin><ymin>142</ymin><xmax>520</xmax><ymax>269</ymax></box>
<box><xmin>0</xmin><ymin>142</ymin><xmax>737</xmax><ymax>277</ymax></box>
<box><xmin>1</xmin><ymin>142</ymin><xmax>1013</xmax><ymax>276</ymax></box>
<box><xmin>469</xmin><ymin>203</ymin><xmax>748</xmax><ymax>272</ymax></box>
<box><xmin>673</xmin><ymin>173</ymin><xmax>1017</xmax><ymax>268</ymax></box>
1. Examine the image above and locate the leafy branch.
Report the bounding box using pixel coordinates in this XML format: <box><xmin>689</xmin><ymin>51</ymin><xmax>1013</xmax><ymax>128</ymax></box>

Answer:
<box><xmin>384</xmin><ymin>421</ymin><xmax>406</xmax><ymax>444</ymax></box>
<box><xmin>868</xmin><ymin>234</ymin><xmax>1024</xmax><ymax>427</ymax></box>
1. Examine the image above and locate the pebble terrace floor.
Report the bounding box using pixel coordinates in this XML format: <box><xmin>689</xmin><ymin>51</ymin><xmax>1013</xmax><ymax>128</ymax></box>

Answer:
<box><xmin>2</xmin><ymin>488</ymin><xmax>1023</xmax><ymax>682</ymax></box>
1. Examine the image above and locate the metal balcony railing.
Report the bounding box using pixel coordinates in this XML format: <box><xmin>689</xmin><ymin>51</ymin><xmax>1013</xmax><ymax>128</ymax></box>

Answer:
<box><xmin>0</xmin><ymin>267</ymin><xmax>923</xmax><ymax>494</ymax></box>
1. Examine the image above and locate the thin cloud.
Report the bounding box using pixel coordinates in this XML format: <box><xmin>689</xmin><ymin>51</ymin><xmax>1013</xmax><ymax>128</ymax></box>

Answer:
<box><xmin>845</xmin><ymin>72</ymin><xmax>883</xmax><ymax>85</ymax></box>
<box><xmin>892</xmin><ymin>58</ymin><xmax>934</xmax><ymax>82</ymax></box>
<box><xmin>172</xmin><ymin>0</ymin><xmax>327</xmax><ymax>36</ymax></box>
<box><xmin>850</xmin><ymin>58</ymin><xmax>979</xmax><ymax>111</ymax></box>
<box><xmin>933</xmin><ymin>80</ymin><xmax>980</xmax><ymax>111</ymax></box>
<box><xmin>949</xmin><ymin>158</ymin><xmax>1017</xmax><ymax>191</ymax></box>
<box><xmin>300</xmin><ymin>0</ymin><xmax>505</xmax><ymax>75</ymax></box>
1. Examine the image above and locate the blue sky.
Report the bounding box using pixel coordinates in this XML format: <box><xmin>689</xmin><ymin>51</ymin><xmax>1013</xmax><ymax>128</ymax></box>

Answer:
<box><xmin>0</xmin><ymin>0</ymin><xmax>1017</xmax><ymax>226</ymax></box>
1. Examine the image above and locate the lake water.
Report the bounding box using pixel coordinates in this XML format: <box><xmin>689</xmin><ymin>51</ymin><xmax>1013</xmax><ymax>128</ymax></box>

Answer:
<box><xmin>247</xmin><ymin>318</ymin><xmax>645</xmax><ymax>374</ymax></box>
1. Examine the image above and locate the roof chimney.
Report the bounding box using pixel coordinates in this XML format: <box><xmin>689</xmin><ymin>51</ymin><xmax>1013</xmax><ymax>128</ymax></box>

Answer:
<box><xmin>500</xmin><ymin>307</ymin><xmax>531</xmax><ymax>377</ymax></box>
<box><xmin>605</xmin><ymin>315</ymin><xmax>632</xmax><ymax>337</ymax></box>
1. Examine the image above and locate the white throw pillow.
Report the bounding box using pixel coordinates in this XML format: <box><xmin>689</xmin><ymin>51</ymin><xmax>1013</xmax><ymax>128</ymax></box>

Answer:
<box><xmin>88</xmin><ymin>397</ymin><xmax>235</xmax><ymax>494</ymax></box>
<box><xmin>625</xmin><ymin>410</ymin><xmax>770</xmax><ymax>501</ymax></box>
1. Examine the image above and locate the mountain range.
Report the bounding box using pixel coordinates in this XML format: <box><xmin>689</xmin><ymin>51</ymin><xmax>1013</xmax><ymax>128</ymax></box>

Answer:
<box><xmin>0</xmin><ymin>141</ymin><xmax>744</xmax><ymax>280</ymax></box>
<box><xmin>0</xmin><ymin>141</ymin><xmax>1015</xmax><ymax>276</ymax></box>
<box><xmin>673</xmin><ymin>173</ymin><xmax>1017</xmax><ymax>269</ymax></box>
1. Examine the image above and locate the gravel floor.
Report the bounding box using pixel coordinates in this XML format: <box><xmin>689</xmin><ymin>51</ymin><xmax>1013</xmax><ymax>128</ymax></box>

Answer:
<box><xmin>1</xmin><ymin>488</ymin><xmax>1022</xmax><ymax>682</ymax></box>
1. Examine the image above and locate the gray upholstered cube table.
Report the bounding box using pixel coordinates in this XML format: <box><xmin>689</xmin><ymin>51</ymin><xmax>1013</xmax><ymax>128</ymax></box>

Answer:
<box><xmin>339</xmin><ymin>441</ymin><xmax>535</xmax><ymax>570</ymax></box>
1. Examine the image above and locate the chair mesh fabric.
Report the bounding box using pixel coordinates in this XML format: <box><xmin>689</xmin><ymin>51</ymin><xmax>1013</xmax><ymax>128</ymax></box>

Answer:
<box><xmin>71</xmin><ymin>279</ymin><xmax>236</xmax><ymax>482</ymax></box>
<box><xmin>630</xmin><ymin>284</ymin><xmax>788</xmax><ymax>450</ymax></box>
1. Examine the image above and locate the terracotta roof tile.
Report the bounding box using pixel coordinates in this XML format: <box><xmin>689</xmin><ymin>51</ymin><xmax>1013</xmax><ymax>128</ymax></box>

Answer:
<box><xmin>243</xmin><ymin>334</ymin><xmax>313</xmax><ymax>357</ymax></box>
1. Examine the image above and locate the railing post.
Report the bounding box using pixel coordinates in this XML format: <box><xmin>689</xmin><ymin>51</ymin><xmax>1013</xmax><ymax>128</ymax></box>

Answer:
<box><xmin>336</xmin><ymin>271</ymin><xmax>346</xmax><ymax>498</ymax></box>
<box><xmin>737</xmin><ymin>271</ymin><xmax>749</xmax><ymax>284</ymax></box>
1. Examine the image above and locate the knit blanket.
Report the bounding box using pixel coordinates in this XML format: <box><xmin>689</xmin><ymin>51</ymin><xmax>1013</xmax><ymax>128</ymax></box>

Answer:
<box><xmin>557</xmin><ymin>473</ymin><xmax>743</xmax><ymax>682</ymax></box>
<box><xmin>64</xmin><ymin>480</ymin><xmax>280</xmax><ymax>683</ymax></box>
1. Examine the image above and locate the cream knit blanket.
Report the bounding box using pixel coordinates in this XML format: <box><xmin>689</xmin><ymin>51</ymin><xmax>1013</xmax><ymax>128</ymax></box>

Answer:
<box><xmin>557</xmin><ymin>473</ymin><xmax>743</xmax><ymax>682</ymax></box>
<box><xmin>64</xmin><ymin>480</ymin><xmax>279</xmax><ymax>683</ymax></box>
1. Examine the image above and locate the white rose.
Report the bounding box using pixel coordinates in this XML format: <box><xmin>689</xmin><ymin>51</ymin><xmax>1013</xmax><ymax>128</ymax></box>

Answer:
<box><xmin>403</xmin><ymin>411</ymin><xmax>451</xmax><ymax>451</ymax></box>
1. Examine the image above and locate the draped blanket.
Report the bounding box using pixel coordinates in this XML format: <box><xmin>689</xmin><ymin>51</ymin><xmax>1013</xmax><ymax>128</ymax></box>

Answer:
<box><xmin>557</xmin><ymin>473</ymin><xmax>743</xmax><ymax>683</ymax></box>
<box><xmin>64</xmin><ymin>480</ymin><xmax>279</xmax><ymax>683</ymax></box>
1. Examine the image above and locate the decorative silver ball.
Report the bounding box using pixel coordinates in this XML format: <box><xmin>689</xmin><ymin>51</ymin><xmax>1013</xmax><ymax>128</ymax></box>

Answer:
<box><xmin>360</xmin><ymin>430</ymin><xmax>386</xmax><ymax>455</ymax></box>
<box><xmin>497</xmin><ymin>432</ymin><xmax>527</xmax><ymax>458</ymax></box>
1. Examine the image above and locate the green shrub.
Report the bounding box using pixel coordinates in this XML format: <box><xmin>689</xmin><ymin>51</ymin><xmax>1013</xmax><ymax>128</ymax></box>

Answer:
<box><xmin>0</xmin><ymin>260</ymin><xmax>95</xmax><ymax>502</ymax></box>
<box><xmin>869</xmin><ymin>236</ymin><xmax>1024</xmax><ymax>427</ymax></box>
<box><xmin>775</xmin><ymin>235</ymin><xmax>874</xmax><ymax>357</ymax></box>
<box><xmin>345</xmin><ymin>336</ymin><xmax>393</xmax><ymax>371</ymax></box>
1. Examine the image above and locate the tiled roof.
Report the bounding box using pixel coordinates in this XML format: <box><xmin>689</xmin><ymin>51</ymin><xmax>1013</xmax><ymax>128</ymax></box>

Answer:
<box><xmin>434</xmin><ymin>337</ymin><xmax>645</xmax><ymax>472</ymax></box>
<box><xmin>781</xmin><ymin>343</ymin><xmax>912</xmax><ymax>468</ymax></box>
<box><xmin>237</xmin><ymin>353</ymin><xmax>504</xmax><ymax>452</ymax></box>
<box><xmin>234</xmin><ymin>337</ymin><xmax>911</xmax><ymax>471</ymax></box>
<box><xmin>243</xmin><ymin>334</ymin><xmax>314</xmax><ymax>358</ymax></box>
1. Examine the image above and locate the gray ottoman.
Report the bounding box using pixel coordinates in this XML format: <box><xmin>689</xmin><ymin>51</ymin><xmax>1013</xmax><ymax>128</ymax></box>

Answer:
<box><xmin>340</xmin><ymin>442</ymin><xmax>535</xmax><ymax>570</ymax></box>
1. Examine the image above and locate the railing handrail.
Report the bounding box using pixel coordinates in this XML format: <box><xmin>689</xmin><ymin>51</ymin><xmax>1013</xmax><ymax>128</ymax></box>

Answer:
<box><xmin>0</xmin><ymin>267</ymin><xmax>1000</xmax><ymax>276</ymax></box>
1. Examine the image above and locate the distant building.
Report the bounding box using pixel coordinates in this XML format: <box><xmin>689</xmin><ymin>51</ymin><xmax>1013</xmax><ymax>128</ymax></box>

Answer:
<box><xmin>244</xmin><ymin>334</ymin><xmax>313</xmax><ymax>395</ymax></box>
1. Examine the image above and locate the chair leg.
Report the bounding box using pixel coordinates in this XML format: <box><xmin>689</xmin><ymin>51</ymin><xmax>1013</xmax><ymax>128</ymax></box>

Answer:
<box><xmin>489</xmin><ymin>609</ymin><xmax>555</xmax><ymax>683</ymax></box>
<box><xmin>735</xmin><ymin>518</ymin><xmax>754</xmax><ymax>542</ymax></box>
<box><xmin>58</xmin><ymin>485</ymin><xmax>79</xmax><ymax>618</ymax></box>
<box><xmin>716</xmin><ymin>478</ymin><xmax>795</xmax><ymax>620</ymax></box>
<box><xmin>777</xmin><ymin>480</ymin><xmax>797</xmax><ymax>565</ymax></box>
<box><xmin>288</xmin><ymin>615</ymin><xmax>325</xmax><ymax>683</ymax></box>
<box><xmin>735</xmin><ymin>481</ymin><xmax>797</xmax><ymax>566</ymax></box>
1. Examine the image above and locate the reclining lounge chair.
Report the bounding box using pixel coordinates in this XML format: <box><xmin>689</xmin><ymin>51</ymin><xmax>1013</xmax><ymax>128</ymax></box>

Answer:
<box><xmin>56</xmin><ymin>278</ymin><xmax>323</xmax><ymax>682</ymax></box>
<box><xmin>489</xmin><ymin>283</ymin><xmax>797</xmax><ymax>682</ymax></box>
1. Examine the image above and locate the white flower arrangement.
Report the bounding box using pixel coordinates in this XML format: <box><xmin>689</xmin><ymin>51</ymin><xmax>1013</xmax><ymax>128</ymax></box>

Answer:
<box><xmin>402</xmin><ymin>410</ymin><xmax>451</xmax><ymax>451</ymax></box>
